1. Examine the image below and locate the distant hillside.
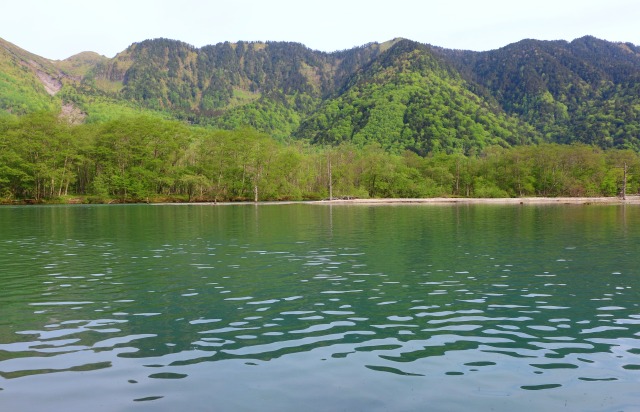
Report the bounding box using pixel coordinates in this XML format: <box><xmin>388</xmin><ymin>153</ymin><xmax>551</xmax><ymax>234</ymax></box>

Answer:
<box><xmin>437</xmin><ymin>36</ymin><xmax>640</xmax><ymax>149</ymax></box>
<box><xmin>1</xmin><ymin>35</ymin><xmax>640</xmax><ymax>151</ymax></box>
<box><xmin>54</xmin><ymin>51</ymin><xmax>109</xmax><ymax>78</ymax></box>
<box><xmin>295</xmin><ymin>39</ymin><xmax>538</xmax><ymax>154</ymax></box>
<box><xmin>84</xmin><ymin>38</ymin><xmax>399</xmax><ymax>137</ymax></box>
<box><xmin>0</xmin><ymin>37</ymin><xmax>153</xmax><ymax>123</ymax></box>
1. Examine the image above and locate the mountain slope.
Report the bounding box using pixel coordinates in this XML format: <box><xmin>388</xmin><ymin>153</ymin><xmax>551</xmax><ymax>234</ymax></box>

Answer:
<box><xmin>85</xmin><ymin>38</ymin><xmax>397</xmax><ymax>137</ymax></box>
<box><xmin>53</xmin><ymin>51</ymin><xmax>109</xmax><ymax>79</ymax></box>
<box><xmin>0</xmin><ymin>37</ymin><xmax>62</xmax><ymax>115</ymax></box>
<box><xmin>437</xmin><ymin>36</ymin><xmax>640</xmax><ymax>149</ymax></box>
<box><xmin>296</xmin><ymin>40</ymin><xmax>539</xmax><ymax>153</ymax></box>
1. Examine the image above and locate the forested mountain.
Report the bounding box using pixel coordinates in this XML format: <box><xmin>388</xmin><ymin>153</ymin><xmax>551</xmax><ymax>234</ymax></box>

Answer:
<box><xmin>82</xmin><ymin>38</ymin><xmax>399</xmax><ymax>138</ymax></box>
<box><xmin>437</xmin><ymin>36</ymin><xmax>640</xmax><ymax>149</ymax></box>
<box><xmin>1</xmin><ymin>35</ymin><xmax>640</xmax><ymax>151</ymax></box>
<box><xmin>295</xmin><ymin>40</ymin><xmax>539</xmax><ymax>154</ymax></box>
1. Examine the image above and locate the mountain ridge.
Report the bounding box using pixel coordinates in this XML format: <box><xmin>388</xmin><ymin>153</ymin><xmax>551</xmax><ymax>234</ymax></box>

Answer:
<box><xmin>1</xmin><ymin>35</ymin><xmax>640</xmax><ymax>151</ymax></box>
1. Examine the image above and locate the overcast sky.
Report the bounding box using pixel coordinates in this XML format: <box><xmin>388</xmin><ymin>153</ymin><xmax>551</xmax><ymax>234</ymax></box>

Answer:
<box><xmin>3</xmin><ymin>0</ymin><xmax>639</xmax><ymax>60</ymax></box>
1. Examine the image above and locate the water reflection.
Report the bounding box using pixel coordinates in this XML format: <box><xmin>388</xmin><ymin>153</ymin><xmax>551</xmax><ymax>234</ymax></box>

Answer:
<box><xmin>0</xmin><ymin>204</ymin><xmax>639</xmax><ymax>411</ymax></box>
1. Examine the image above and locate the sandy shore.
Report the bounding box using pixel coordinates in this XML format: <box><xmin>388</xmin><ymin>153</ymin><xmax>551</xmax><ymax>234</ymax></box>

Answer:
<box><xmin>143</xmin><ymin>196</ymin><xmax>640</xmax><ymax>206</ymax></box>
<box><xmin>312</xmin><ymin>196</ymin><xmax>640</xmax><ymax>205</ymax></box>
<box><xmin>5</xmin><ymin>196</ymin><xmax>639</xmax><ymax>207</ymax></box>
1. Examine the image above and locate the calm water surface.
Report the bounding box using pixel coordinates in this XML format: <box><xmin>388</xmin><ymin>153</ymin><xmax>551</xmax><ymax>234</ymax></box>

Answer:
<box><xmin>0</xmin><ymin>204</ymin><xmax>639</xmax><ymax>411</ymax></box>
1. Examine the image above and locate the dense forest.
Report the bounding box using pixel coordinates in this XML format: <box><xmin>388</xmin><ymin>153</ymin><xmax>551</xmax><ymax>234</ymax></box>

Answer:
<box><xmin>0</xmin><ymin>112</ymin><xmax>637</xmax><ymax>203</ymax></box>
<box><xmin>1</xmin><ymin>35</ymin><xmax>640</xmax><ymax>202</ymax></box>
<box><xmin>437</xmin><ymin>36</ymin><xmax>640</xmax><ymax>149</ymax></box>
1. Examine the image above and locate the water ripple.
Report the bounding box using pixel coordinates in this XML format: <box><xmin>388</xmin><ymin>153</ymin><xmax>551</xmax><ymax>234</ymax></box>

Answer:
<box><xmin>2</xmin><ymin>204</ymin><xmax>640</xmax><ymax>411</ymax></box>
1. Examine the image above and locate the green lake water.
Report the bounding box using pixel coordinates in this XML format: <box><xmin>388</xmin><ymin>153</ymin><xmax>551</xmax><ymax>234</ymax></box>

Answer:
<box><xmin>0</xmin><ymin>203</ymin><xmax>639</xmax><ymax>411</ymax></box>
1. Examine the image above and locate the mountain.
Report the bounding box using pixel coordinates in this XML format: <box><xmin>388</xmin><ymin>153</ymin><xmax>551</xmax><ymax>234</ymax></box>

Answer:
<box><xmin>1</xmin><ymin>35</ymin><xmax>640</xmax><ymax>151</ymax></box>
<box><xmin>0</xmin><ymin>37</ymin><xmax>156</xmax><ymax>123</ymax></box>
<box><xmin>84</xmin><ymin>38</ymin><xmax>398</xmax><ymax>137</ymax></box>
<box><xmin>436</xmin><ymin>36</ymin><xmax>640</xmax><ymax>149</ymax></box>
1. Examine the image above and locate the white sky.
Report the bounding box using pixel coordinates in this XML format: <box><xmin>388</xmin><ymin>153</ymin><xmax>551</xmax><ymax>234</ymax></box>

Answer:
<box><xmin>2</xmin><ymin>0</ymin><xmax>639</xmax><ymax>60</ymax></box>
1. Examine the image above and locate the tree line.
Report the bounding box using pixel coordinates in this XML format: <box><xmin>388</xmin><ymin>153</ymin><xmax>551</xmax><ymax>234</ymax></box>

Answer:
<box><xmin>0</xmin><ymin>112</ymin><xmax>637</xmax><ymax>203</ymax></box>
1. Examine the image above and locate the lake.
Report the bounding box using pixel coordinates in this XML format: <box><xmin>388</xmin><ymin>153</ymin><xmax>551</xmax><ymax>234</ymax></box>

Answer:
<box><xmin>0</xmin><ymin>203</ymin><xmax>639</xmax><ymax>411</ymax></box>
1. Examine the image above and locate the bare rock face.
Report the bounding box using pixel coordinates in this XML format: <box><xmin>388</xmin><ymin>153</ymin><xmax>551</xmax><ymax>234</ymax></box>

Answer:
<box><xmin>60</xmin><ymin>103</ymin><xmax>86</xmax><ymax>124</ymax></box>
<box><xmin>27</xmin><ymin>61</ymin><xmax>86</xmax><ymax>124</ymax></box>
<box><xmin>36</xmin><ymin>69</ymin><xmax>63</xmax><ymax>95</ymax></box>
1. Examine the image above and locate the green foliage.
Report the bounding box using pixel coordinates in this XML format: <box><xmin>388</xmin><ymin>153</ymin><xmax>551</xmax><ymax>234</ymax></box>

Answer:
<box><xmin>440</xmin><ymin>36</ymin><xmax>640</xmax><ymax>150</ymax></box>
<box><xmin>57</xmin><ymin>83</ymin><xmax>169</xmax><ymax>123</ymax></box>
<box><xmin>0</xmin><ymin>112</ymin><xmax>77</xmax><ymax>200</ymax></box>
<box><xmin>211</xmin><ymin>96</ymin><xmax>305</xmax><ymax>140</ymax></box>
<box><xmin>1</xmin><ymin>113</ymin><xmax>638</xmax><ymax>203</ymax></box>
<box><xmin>53</xmin><ymin>52</ymin><xmax>109</xmax><ymax>78</ymax></box>
<box><xmin>297</xmin><ymin>41</ymin><xmax>539</xmax><ymax>154</ymax></box>
<box><xmin>90</xmin><ymin>116</ymin><xmax>193</xmax><ymax>200</ymax></box>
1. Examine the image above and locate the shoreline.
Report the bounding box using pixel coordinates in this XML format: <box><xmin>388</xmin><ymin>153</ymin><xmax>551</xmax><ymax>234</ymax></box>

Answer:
<box><xmin>162</xmin><ymin>196</ymin><xmax>640</xmax><ymax>206</ymax></box>
<box><xmin>311</xmin><ymin>196</ymin><xmax>640</xmax><ymax>205</ymax></box>
<box><xmin>3</xmin><ymin>196</ymin><xmax>639</xmax><ymax>206</ymax></box>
